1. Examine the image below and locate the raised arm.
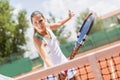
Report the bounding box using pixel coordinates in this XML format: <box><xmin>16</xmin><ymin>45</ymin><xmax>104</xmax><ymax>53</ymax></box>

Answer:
<box><xmin>49</xmin><ymin>10</ymin><xmax>74</xmax><ymax>30</ymax></box>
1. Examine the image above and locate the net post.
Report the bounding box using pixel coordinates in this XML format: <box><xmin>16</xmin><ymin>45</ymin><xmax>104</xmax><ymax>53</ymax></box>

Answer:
<box><xmin>88</xmin><ymin>55</ymin><xmax>103</xmax><ymax>80</ymax></box>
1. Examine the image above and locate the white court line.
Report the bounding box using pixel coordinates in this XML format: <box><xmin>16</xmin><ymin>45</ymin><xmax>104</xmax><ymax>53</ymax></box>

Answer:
<box><xmin>0</xmin><ymin>74</ymin><xmax>14</xmax><ymax>80</ymax></box>
<box><xmin>109</xmin><ymin>60</ymin><xmax>116</xmax><ymax>80</ymax></box>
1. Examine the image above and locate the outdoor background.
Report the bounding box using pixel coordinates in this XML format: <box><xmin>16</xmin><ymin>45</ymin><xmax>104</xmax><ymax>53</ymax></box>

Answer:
<box><xmin>0</xmin><ymin>0</ymin><xmax>120</xmax><ymax>78</ymax></box>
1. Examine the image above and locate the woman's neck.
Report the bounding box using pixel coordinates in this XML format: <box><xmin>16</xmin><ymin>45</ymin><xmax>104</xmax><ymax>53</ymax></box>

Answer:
<box><xmin>40</xmin><ymin>24</ymin><xmax>49</xmax><ymax>36</ymax></box>
<box><xmin>38</xmin><ymin>28</ymin><xmax>51</xmax><ymax>39</ymax></box>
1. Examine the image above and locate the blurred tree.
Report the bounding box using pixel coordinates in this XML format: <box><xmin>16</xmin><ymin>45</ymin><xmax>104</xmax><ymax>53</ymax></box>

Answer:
<box><xmin>47</xmin><ymin>12</ymin><xmax>71</xmax><ymax>44</ymax></box>
<box><xmin>75</xmin><ymin>9</ymin><xmax>105</xmax><ymax>34</ymax></box>
<box><xmin>0</xmin><ymin>0</ymin><xmax>28</xmax><ymax>64</ymax></box>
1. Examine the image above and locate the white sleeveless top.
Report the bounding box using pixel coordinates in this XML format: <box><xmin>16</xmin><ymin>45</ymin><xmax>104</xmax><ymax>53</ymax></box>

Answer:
<box><xmin>35</xmin><ymin>28</ymin><xmax>68</xmax><ymax>67</ymax></box>
<box><xmin>35</xmin><ymin>28</ymin><xmax>76</xmax><ymax>79</ymax></box>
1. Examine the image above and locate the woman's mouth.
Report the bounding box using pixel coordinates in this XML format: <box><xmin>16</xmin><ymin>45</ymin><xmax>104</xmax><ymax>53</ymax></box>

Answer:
<box><xmin>38</xmin><ymin>26</ymin><xmax>42</xmax><ymax>29</ymax></box>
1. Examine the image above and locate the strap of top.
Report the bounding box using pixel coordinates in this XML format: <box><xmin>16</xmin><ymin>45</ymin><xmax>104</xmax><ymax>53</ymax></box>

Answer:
<box><xmin>35</xmin><ymin>32</ymin><xmax>44</xmax><ymax>40</ymax></box>
<box><xmin>34</xmin><ymin>32</ymin><xmax>48</xmax><ymax>44</ymax></box>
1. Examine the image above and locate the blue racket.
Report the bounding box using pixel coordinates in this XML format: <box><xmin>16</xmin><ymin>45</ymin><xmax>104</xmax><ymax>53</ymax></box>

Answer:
<box><xmin>70</xmin><ymin>12</ymin><xmax>95</xmax><ymax>59</ymax></box>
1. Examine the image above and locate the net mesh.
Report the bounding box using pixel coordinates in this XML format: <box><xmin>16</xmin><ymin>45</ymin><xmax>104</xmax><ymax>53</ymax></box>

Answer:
<box><xmin>42</xmin><ymin>53</ymin><xmax>120</xmax><ymax>80</ymax></box>
<box><xmin>75</xmin><ymin>64</ymin><xmax>94</xmax><ymax>80</ymax></box>
<box><xmin>15</xmin><ymin>42</ymin><xmax>120</xmax><ymax>80</ymax></box>
<box><xmin>98</xmin><ymin>54</ymin><xmax>120</xmax><ymax>80</ymax></box>
<box><xmin>41</xmin><ymin>54</ymin><xmax>120</xmax><ymax>80</ymax></box>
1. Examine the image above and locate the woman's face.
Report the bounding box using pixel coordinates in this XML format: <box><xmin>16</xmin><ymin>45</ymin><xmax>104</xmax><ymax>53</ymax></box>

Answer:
<box><xmin>32</xmin><ymin>14</ymin><xmax>46</xmax><ymax>33</ymax></box>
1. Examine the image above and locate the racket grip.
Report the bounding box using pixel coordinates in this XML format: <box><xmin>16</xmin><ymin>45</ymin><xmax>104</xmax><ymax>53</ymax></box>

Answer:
<box><xmin>70</xmin><ymin>50</ymin><xmax>77</xmax><ymax>59</ymax></box>
<box><xmin>70</xmin><ymin>45</ymin><xmax>81</xmax><ymax>59</ymax></box>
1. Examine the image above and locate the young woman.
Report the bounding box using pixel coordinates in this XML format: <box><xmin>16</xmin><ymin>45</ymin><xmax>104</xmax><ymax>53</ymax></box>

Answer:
<box><xmin>31</xmin><ymin>10</ymin><xmax>76</xmax><ymax>80</ymax></box>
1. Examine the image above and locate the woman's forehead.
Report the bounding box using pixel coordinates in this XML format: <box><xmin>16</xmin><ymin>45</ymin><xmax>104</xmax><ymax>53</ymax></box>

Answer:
<box><xmin>33</xmin><ymin>14</ymin><xmax>43</xmax><ymax>20</ymax></box>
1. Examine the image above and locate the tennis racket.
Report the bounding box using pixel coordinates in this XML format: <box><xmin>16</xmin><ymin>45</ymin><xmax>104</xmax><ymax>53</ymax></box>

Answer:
<box><xmin>70</xmin><ymin>12</ymin><xmax>95</xmax><ymax>59</ymax></box>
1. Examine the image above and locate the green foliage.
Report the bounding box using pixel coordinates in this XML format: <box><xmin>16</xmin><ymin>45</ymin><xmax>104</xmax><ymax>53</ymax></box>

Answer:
<box><xmin>91</xmin><ymin>18</ymin><xmax>104</xmax><ymax>33</ymax></box>
<box><xmin>47</xmin><ymin>12</ymin><xmax>71</xmax><ymax>44</ymax></box>
<box><xmin>0</xmin><ymin>0</ymin><xmax>29</xmax><ymax>64</ymax></box>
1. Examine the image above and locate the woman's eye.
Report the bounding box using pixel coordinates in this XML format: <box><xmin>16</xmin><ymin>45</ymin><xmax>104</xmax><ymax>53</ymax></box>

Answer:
<box><xmin>34</xmin><ymin>22</ymin><xmax>37</xmax><ymax>25</ymax></box>
<box><xmin>39</xmin><ymin>20</ymin><xmax>43</xmax><ymax>23</ymax></box>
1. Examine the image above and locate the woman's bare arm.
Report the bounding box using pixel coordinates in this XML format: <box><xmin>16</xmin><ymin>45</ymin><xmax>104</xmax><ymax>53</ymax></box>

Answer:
<box><xmin>33</xmin><ymin>36</ymin><xmax>53</xmax><ymax>67</ymax></box>
<box><xmin>49</xmin><ymin>10</ymin><xmax>74</xmax><ymax>30</ymax></box>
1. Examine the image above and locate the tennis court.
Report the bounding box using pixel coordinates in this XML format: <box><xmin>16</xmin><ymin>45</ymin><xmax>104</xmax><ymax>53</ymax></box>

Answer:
<box><xmin>14</xmin><ymin>41</ymin><xmax>120</xmax><ymax>80</ymax></box>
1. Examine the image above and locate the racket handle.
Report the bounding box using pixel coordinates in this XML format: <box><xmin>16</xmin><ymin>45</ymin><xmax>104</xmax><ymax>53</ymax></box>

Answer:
<box><xmin>70</xmin><ymin>45</ymin><xmax>81</xmax><ymax>59</ymax></box>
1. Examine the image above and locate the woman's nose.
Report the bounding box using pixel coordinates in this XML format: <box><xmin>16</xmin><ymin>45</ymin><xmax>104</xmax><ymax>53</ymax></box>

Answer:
<box><xmin>37</xmin><ymin>23</ymin><xmax>41</xmax><ymax>27</ymax></box>
<box><xmin>36</xmin><ymin>21</ymin><xmax>41</xmax><ymax>25</ymax></box>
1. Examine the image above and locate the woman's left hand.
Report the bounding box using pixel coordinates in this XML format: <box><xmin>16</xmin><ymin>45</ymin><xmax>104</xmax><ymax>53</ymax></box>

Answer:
<box><xmin>68</xmin><ymin>10</ymin><xmax>75</xmax><ymax>19</ymax></box>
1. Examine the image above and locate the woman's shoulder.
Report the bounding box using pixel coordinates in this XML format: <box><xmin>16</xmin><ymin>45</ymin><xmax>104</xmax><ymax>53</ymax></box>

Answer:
<box><xmin>46</xmin><ymin>23</ymin><xmax>55</xmax><ymax>31</ymax></box>
<box><xmin>33</xmin><ymin>36</ymin><xmax>47</xmax><ymax>47</ymax></box>
<box><xmin>46</xmin><ymin>24</ymin><xmax>51</xmax><ymax>29</ymax></box>
<box><xmin>33</xmin><ymin>36</ymin><xmax>44</xmax><ymax>46</ymax></box>
<box><xmin>33</xmin><ymin>36</ymin><xmax>42</xmax><ymax>42</ymax></box>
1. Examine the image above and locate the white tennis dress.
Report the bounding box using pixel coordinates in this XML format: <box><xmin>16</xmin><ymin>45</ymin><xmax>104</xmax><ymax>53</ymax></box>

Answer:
<box><xmin>35</xmin><ymin>28</ymin><xmax>76</xmax><ymax>80</ymax></box>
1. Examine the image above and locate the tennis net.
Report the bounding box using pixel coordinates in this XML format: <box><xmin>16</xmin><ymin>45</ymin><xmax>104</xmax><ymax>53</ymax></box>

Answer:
<box><xmin>15</xmin><ymin>41</ymin><xmax>120</xmax><ymax>80</ymax></box>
